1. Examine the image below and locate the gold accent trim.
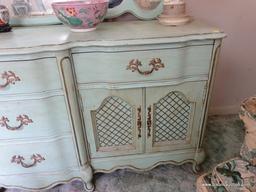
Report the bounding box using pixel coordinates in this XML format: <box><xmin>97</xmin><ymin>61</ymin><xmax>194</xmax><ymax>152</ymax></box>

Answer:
<box><xmin>127</xmin><ymin>58</ymin><xmax>165</xmax><ymax>76</ymax></box>
<box><xmin>199</xmin><ymin>42</ymin><xmax>222</xmax><ymax>148</ymax></box>
<box><xmin>59</xmin><ymin>56</ymin><xmax>84</xmax><ymax>166</ymax></box>
<box><xmin>94</xmin><ymin>159</ymin><xmax>198</xmax><ymax>174</ymax></box>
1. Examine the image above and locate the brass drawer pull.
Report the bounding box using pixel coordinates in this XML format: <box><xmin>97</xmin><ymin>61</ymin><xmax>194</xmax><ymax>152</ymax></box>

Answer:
<box><xmin>0</xmin><ymin>115</ymin><xmax>33</xmax><ymax>131</ymax></box>
<box><xmin>127</xmin><ymin>58</ymin><xmax>165</xmax><ymax>76</ymax></box>
<box><xmin>147</xmin><ymin>106</ymin><xmax>152</xmax><ymax>137</ymax></box>
<box><xmin>11</xmin><ymin>154</ymin><xmax>45</xmax><ymax>168</ymax></box>
<box><xmin>137</xmin><ymin>106</ymin><xmax>142</xmax><ymax>138</ymax></box>
<box><xmin>0</xmin><ymin>71</ymin><xmax>21</xmax><ymax>89</ymax></box>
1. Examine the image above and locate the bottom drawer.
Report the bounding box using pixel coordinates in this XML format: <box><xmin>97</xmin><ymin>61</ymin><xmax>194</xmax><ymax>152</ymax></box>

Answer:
<box><xmin>0</xmin><ymin>136</ymin><xmax>78</xmax><ymax>176</ymax></box>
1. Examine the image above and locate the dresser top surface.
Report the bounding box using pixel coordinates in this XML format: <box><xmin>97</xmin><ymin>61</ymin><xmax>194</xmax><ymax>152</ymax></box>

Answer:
<box><xmin>0</xmin><ymin>20</ymin><xmax>225</xmax><ymax>55</ymax></box>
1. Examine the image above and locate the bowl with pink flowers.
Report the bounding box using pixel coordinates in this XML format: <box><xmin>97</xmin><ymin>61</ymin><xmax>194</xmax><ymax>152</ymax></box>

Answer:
<box><xmin>52</xmin><ymin>0</ymin><xmax>109</xmax><ymax>32</ymax></box>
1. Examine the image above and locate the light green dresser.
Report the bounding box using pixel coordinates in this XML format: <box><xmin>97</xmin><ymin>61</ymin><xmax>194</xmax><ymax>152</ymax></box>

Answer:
<box><xmin>0</xmin><ymin>20</ymin><xmax>225</xmax><ymax>191</ymax></box>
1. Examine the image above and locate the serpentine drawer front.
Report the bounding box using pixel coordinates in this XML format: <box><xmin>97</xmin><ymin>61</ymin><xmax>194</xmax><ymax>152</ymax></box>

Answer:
<box><xmin>73</xmin><ymin>41</ymin><xmax>213</xmax><ymax>85</ymax></box>
<box><xmin>0</xmin><ymin>96</ymin><xmax>72</xmax><ymax>140</ymax></box>
<box><xmin>0</xmin><ymin>136</ymin><xmax>78</xmax><ymax>175</ymax></box>
<box><xmin>0</xmin><ymin>57</ymin><xmax>62</xmax><ymax>95</ymax></box>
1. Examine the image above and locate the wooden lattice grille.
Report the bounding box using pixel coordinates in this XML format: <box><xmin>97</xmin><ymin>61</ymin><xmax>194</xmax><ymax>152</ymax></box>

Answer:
<box><xmin>153</xmin><ymin>91</ymin><xmax>191</xmax><ymax>143</ymax></box>
<box><xmin>94</xmin><ymin>96</ymin><xmax>133</xmax><ymax>148</ymax></box>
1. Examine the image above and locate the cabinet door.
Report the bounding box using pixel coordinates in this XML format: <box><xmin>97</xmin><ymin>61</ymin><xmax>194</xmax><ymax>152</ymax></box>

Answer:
<box><xmin>80</xmin><ymin>88</ymin><xmax>144</xmax><ymax>158</ymax></box>
<box><xmin>145</xmin><ymin>81</ymin><xmax>206</xmax><ymax>153</ymax></box>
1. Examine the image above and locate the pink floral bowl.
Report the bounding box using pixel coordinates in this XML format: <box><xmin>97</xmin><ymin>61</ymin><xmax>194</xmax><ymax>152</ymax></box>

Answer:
<box><xmin>52</xmin><ymin>0</ymin><xmax>109</xmax><ymax>32</ymax></box>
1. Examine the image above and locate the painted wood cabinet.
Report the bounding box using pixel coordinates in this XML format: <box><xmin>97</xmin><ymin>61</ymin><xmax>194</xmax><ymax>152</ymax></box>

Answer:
<box><xmin>79</xmin><ymin>81</ymin><xmax>205</xmax><ymax>158</ymax></box>
<box><xmin>0</xmin><ymin>20</ymin><xmax>225</xmax><ymax>191</ymax></box>
<box><xmin>145</xmin><ymin>82</ymin><xmax>205</xmax><ymax>153</ymax></box>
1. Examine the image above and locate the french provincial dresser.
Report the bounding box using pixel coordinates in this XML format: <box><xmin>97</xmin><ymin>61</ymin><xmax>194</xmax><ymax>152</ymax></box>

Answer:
<box><xmin>0</xmin><ymin>20</ymin><xmax>225</xmax><ymax>191</ymax></box>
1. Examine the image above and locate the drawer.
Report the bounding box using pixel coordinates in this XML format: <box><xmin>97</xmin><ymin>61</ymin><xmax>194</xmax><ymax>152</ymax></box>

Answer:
<box><xmin>0</xmin><ymin>96</ymin><xmax>72</xmax><ymax>140</ymax></box>
<box><xmin>73</xmin><ymin>44</ymin><xmax>213</xmax><ymax>85</ymax></box>
<box><xmin>0</xmin><ymin>136</ymin><xmax>78</xmax><ymax>175</ymax></box>
<box><xmin>0</xmin><ymin>57</ymin><xmax>62</xmax><ymax>95</ymax></box>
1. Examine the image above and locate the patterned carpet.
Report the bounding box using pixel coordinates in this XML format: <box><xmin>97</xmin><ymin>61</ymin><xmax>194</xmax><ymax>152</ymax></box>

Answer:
<box><xmin>2</xmin><ymin>115</ymin><xmax>244</xmax><ymax>192</ymax></box>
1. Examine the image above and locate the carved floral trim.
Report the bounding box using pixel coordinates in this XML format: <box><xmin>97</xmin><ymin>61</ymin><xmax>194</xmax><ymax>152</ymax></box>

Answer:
<box><xmin>137</xmin><ymin>106</ymin><xmax>142</xmax><ymax>138</ymax></box>
<box><xmin>147</xmin><ymin>105</ymin><xmax>152</xmax><ymax>137</ymax></box>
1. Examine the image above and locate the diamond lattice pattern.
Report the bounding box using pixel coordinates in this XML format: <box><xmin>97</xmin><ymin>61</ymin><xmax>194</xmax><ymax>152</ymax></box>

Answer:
<box><xmin>154</xmin><ymin>92</ymin><xmax>191</xmax><ymax>143</ymax></box>
<box><xmin>95</xmin><ymin>96</ymin><xmax>133</xmax><ymax>147</ymax></box>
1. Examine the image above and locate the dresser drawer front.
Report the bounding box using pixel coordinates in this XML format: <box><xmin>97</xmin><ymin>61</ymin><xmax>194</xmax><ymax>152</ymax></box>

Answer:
<box><xmin>0</xmin><ymin>96</ymin><xmax>71</xmax><ymax>140</ymax></box>
<box><xmin>0</xmin><ymin>57</ymin><xmax>62</xmax><ymax>95</ymax></box>
<box><xmin>0</xmin><ymin>137</ymin><xmax>78</xmax><ymax>175</ymax></box>
<box><xmin>73</xmin><ymin>44</ymin><xmax>213</xmax><ymax>85</ymax></box>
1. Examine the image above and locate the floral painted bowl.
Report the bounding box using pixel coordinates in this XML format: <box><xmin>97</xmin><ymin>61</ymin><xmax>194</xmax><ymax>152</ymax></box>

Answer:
<box><xmin>52</xmin><ymin>0</ymin><xmax>109</xmax><ymax>32</ymax></box>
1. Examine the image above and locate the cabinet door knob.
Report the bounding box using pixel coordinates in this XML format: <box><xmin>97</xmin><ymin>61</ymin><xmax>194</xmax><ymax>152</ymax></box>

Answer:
<box><xmin>137</xmin><ymin>106</ymin><xmax>142</xmax><ymax>138</ymax></box>
<box><xmin>0</xmin><ymin>71</ymin><xmax>21</xmax><ymax>89</ymax></box>
<box><xmin>127</xmin><ymin>58</ymin><xmax>165</xmax><ymax>76</ymax></box>
<box><xmin>147</xmin><ymin>106</ymin><xmax>152</xmax><ymax>137</ymax></box>
<box><xmin>11</xmin><ymin>154</ymin><xmax>45</xmax><ymax>168</ymax></box>
<box><xmin>0</xmin><ymin>115</ymin><xmax>33</xmax><ymax>131</ymax></box>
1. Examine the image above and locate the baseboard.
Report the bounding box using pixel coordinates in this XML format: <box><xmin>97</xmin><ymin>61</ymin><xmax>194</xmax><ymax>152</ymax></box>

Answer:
<box><xmin>209</xmin><ymin>105</ymin><xmax>240</xmax><ymax>115</ymax></box>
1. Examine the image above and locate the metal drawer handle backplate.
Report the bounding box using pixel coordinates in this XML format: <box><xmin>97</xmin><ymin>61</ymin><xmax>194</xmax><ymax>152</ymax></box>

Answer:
<box><xmin>137</xmin><ymin>106</ymin><xmax>142</xmax><ymax>138</ymax></box>
<box><xmin>127</xmin><ymin>58</ymin><xmax>165</xmax><ymax>76</ymax></box>
<box><xmin>11</xmin><ymin>154</ymin><xmax>45</xmax><ymax>168</ymax></box>
<box><xmin>0</xmin><ymin>115</ymin><xmax>33</xmax><ymax>131</ymax></box>
<box><xmin>0</xmin><ymin>71</ymin><xmax>21</xmax><ymax>89</ymax></box>
<box><xmin>147</xmin><ymin>106</ymin><xmax>152</xmax><ymax>137</ymax></box>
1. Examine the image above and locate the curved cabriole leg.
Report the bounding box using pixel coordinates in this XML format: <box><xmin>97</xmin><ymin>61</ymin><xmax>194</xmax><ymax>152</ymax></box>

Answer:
<box><xmin>81</xmin><ymin>165</ymin><xmax>95</xmax><ymax>192</ymax></box>
<box><xmin>192</xmin><ymin>161</ymin><xmax>201</xmax><ymax>173</ymax></box>
<box><xmin>192</xmin><ymin>148</ymin><xmax>205</xmax><ymax>173</ymax></box>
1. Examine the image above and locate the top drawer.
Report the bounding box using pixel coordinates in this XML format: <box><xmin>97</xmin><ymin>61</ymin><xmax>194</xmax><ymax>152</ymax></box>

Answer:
<box><xmin>0</xmin><ymin>57</ymin><xmax>62</xmax><ymax>96</ymax></box>
<box><xmin>73</xmin><ymin>43</ymin><xmax>213</xmax><ymax>86</ymax></box>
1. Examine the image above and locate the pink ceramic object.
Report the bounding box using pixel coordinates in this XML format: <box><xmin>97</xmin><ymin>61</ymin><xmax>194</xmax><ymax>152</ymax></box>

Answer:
<box><xmin>0</xmin><ymin>5</ymin><xmax>9</xmax><ymax>26</ymax></box>
<box><xmin>52</xmin><ymin>0</ymin><xmax>109</xmax><ymax>32</ymax></box>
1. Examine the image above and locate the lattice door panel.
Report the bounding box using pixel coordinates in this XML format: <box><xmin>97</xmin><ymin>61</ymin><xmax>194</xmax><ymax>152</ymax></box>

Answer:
<box><xmin>92</xmin><ymin>96</ymin><xmax>134</xmax><ymax>149</ymax></box>
<box><xmin>153</xmin><ymin>91</ymin><xmax>192</xmax><ymax>143</ymax></box>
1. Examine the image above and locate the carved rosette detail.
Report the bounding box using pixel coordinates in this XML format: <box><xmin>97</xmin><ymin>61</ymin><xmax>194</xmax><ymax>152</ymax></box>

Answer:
<box><xmin>0</xmin><ymin>115</ymin><xmax>33</xmax><ymax>131</ymax></box>
<box><xmin>11</xmin><ymin>154</ymin><xmax>45</xmax><ymax>168</ymax></box>
<box><xmin>127</xmin><ymin>58</ymin><xmax>165</xmax><ymax>75</ymax></box>
<box><xmin>0</xmin><ymin>71</ymin><xmax>21</xmax><ymax>89</ymax></box>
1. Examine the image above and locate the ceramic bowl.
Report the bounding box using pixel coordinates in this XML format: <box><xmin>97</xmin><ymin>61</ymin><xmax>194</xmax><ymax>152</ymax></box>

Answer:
<box><xmin>52</xmin><ymin>0</ymin><xmax>109</xmax><ymax>32</ymax></box>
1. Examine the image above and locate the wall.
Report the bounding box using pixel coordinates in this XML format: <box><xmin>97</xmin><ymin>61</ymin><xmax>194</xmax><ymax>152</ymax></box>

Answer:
<box><xmin>117</xmin><ymin>0</ymin><xmax>256</xmax><ymax>115</ymax></box>
<box><xmin>186</xmin><ymin>0</ymin><xmax>256</xmax><ymax>114</ymax></box>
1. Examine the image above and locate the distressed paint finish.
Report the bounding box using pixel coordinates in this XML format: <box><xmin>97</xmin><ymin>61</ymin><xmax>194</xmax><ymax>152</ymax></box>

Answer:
<box><xmin>73</xmin><ymin>43</ymin><xmax>213</xmax><ymax>85</ymax></box>
<box><xmin>0</xmin><ymin>57</ymin><xmax>62</xmax><ymax>95</ymax></box>
<box><xmin>0</xmin><ymin>20</ymin><xmax>225</xmax><ymax>191</ymax></box>
<box><xmin>0</xmin><ymin>96</ymin><xmax>72</xmax><ymax>140</ymax></box>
